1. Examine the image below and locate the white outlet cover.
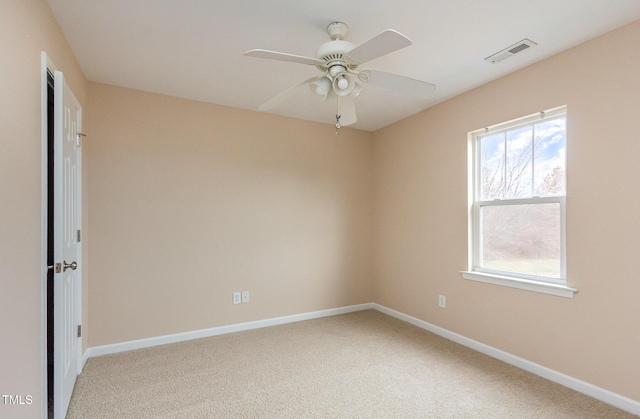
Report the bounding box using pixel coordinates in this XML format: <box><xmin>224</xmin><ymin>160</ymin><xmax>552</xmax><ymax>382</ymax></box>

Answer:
<box><xmin>233</xmin><ymin>292</ymin><xmax>241</xmax><ymax>305</ymax></box>
<box><xmin>438</xmin><ymin>295</ymin><xmax>446</xmax><ymax>308</ymax></box>
<box><xmin>241</xmin><ymin>291</ymin><xmax>250</xmax><ymax>303</ymax></box>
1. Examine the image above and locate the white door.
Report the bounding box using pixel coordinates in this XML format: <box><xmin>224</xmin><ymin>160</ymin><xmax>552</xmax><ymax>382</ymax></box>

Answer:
<box><xmin>53</xmin><ymin>71</ymin><xmax>82</xmax><ymax>419</ymax></box>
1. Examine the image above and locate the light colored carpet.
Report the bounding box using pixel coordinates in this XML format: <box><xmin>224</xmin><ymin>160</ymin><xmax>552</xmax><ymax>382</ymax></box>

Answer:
<box><xmin>67</xmin><ymin>310</ymin><xmax>636</xmax><ymax>418</ymax></box>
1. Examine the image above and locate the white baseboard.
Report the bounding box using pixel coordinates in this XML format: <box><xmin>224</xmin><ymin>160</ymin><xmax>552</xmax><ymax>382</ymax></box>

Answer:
<box><xmin>81</xmin><ymin>348</ymin><xmax>89</xmax><ymax>371</ymax></box>
<box><xmin>84</xmin><ymin>301</ymin><xmax>639</xmax><ymax>416</ymax></box>
<box><xmin>85</xmin><ymin>303</ymin><xmax>374</xmax><ymax>359</ymax></box>
<box><xmin>372</xmin><ymin>303</ymin><xmax>640</xmax><ymax>416</ymax></box>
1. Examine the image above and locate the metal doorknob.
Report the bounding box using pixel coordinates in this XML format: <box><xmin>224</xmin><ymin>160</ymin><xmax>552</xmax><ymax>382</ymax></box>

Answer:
<box><xmin>63</xmin><ymin>261</ymin><xmax>78</xmax><ymax>272</ymax></box>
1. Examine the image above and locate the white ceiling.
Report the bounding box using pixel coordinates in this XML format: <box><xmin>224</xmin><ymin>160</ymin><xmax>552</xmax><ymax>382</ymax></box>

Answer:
<box><xmin>47</xmin><ymin>0</ymin><xmax>640</xmax><ymax>131</ymax></box>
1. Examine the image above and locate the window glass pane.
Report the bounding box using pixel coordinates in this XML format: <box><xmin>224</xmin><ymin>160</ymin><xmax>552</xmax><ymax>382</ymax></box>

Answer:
<box><xmin>481</xmin><ymin>203</ymin><xmax>561</xmax><ymax>278</ymax></box>
<box><xmin>480</xmin><ymin>133</ymin><xmax>504</xmax><ymax>200</ymax></box>
<box><xmin>534</xmin><ymin>117</ymin><xmax>566</xmax><ymax>196</ymax></box>
<box><xmin>505</xmin><ymin>126</ymin><xmax>533</xmax><ymax>198</ymax></box>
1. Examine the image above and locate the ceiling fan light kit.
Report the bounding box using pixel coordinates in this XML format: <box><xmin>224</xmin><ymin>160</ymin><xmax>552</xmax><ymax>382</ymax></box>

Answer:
<box><xmin>310</xmin><ymin>77</ymin><xmax>331</xmax><ymax>99</ymax></box>
<box><xmin>244</xmin><ymin>21</ymin><xmax>436</xmax><ymax>129</ymax></box>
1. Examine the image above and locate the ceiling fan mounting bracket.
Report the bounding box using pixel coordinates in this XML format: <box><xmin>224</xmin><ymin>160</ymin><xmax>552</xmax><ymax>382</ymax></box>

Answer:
<box><xmin>327</xmin><ymin>22</ymin><xmax>348</xmax><ymax>40</ymax></box>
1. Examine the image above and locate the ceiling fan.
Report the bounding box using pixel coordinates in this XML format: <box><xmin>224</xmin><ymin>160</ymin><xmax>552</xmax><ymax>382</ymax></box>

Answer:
<box><xmin>244</xmin><ymin>22</ymin><xmax>436</xmax><ymax>129</ymax></box>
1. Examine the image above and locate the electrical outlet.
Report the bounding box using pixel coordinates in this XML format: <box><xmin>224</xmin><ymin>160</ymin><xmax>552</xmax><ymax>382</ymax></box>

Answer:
<box><xmin>241</xmin><ymin>291</ymin><xmax>250</xmax><ymax>303</ymax></box>
<box><xmin>438</xmin><ymin>295</ymin><xmax>446</xmax><ymax>308</ymax></box>
<box><xmin>233</xmin><ymin>292</ymin><xmax>241</xmax><ymax>305</ymax></box>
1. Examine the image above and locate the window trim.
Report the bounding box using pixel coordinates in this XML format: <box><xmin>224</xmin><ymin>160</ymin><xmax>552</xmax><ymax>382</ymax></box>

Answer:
<box><xmin>461</xmin><ymin>106</ymin><xmax>577</xmax><ymax>298</ymax></box>
<box><xmin>460</xmin><ymin>270</ymin><xmax>577</xmax><ymax>298</ymax></box>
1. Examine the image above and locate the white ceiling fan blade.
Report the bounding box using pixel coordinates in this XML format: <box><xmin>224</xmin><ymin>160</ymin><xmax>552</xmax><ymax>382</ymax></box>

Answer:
<box><xmin>338</xmin><ymin>94</ymin><xmax>357</xmax><ymax>126</ymax></box>
<box><xmin>359</xmin><ymin>69</ymin><xmax>436</xmax><ymax>100</ymax></box>
<box><xmin>344</xmin><ymin>30</ymin><xmax>411</xmax><ymax>66</ymax></box>
<box><xmin>244</xmin><ymin>49</ymin><xmax>324</xmax><ymax>66</ymax></box>
<box><xmin>258</xmin><ymin>77</ymin><xmax>321</xmax><ymax>111</ymax></box>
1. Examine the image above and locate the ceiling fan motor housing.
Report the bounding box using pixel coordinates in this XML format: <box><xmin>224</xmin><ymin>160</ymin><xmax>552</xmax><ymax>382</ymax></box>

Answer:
<box><xmin>315</xmin><ymin>40</ymin><xmax>355</xmax><ymax>70</ymax></box>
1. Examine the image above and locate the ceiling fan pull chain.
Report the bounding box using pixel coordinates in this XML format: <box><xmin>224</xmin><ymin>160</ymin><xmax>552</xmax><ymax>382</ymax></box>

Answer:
<box><xmin>335</xmin><ymin>95</ymin><xmax>341</xmax><ymax>135</ymax></box>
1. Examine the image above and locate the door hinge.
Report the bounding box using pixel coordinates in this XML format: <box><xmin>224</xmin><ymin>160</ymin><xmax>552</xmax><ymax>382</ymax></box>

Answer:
<box><xmin>77</xmin><ymin>229</ymin><xmax>82</xmax><ymax>242</ymax></box>
<box><xmin>76</xmin><ymin>133</ymin><xmax>86</xmax><ymax>147</ymax></box>
<box><xmin>77</xmin><ymin>325</ymin><xmax>82</xmax><ymax>338</ymax></box>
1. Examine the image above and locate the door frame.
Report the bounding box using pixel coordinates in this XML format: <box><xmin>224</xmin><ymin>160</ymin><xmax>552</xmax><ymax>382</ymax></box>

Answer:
<box><xmin>41</xmin><ymin>51</ymin><xmax>84</xmax><ymax>419</ymax></box>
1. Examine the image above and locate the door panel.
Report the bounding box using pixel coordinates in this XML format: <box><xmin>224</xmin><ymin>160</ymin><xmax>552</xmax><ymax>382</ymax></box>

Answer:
<box><xmin>53</xmin><ymin>71</ymin><xmax>82</xmax><ymax>419</ymax></box>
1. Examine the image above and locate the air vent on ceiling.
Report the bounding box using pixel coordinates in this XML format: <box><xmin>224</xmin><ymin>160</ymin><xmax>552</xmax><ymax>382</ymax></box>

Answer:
<box><xmin>485</xmin><ymin>38</ymin><xmax>537</xmax><ymax>64</ymax></box>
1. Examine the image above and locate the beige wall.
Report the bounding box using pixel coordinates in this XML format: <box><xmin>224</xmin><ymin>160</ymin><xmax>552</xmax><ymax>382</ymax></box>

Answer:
<box><xmin>373</xmin><ymin>20</ymin><xmax>640</xmax><ymax>401</ymax></box>
<box><xmin>0</xmin><ymin>0</ymin><xmax>87</xmax><ymax>418</ymax></box>
<box><xmin>86</xmin><ymin>83</ymin><xmax>374</xmax><ymax>346</ymax></box>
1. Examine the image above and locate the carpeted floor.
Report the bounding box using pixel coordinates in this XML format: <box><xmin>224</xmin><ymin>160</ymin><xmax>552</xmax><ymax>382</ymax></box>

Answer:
<box><xmin>67</xmin><ymin>310</ymin><xmax>637</xmax><ymax>418</ymax></box>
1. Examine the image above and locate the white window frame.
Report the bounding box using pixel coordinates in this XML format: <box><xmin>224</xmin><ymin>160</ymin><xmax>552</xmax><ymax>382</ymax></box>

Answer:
<box><xmin>461</xmin><ymin>106</ymin><xmax>577</xmax><ymax>298</ymax></box>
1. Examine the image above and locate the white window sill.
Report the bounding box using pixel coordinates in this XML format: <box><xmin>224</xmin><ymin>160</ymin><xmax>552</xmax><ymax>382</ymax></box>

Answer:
<box><xmin>460</xmin><ymin>271</ymin><xmax>578</xmax><ymax>298</ymax></box>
